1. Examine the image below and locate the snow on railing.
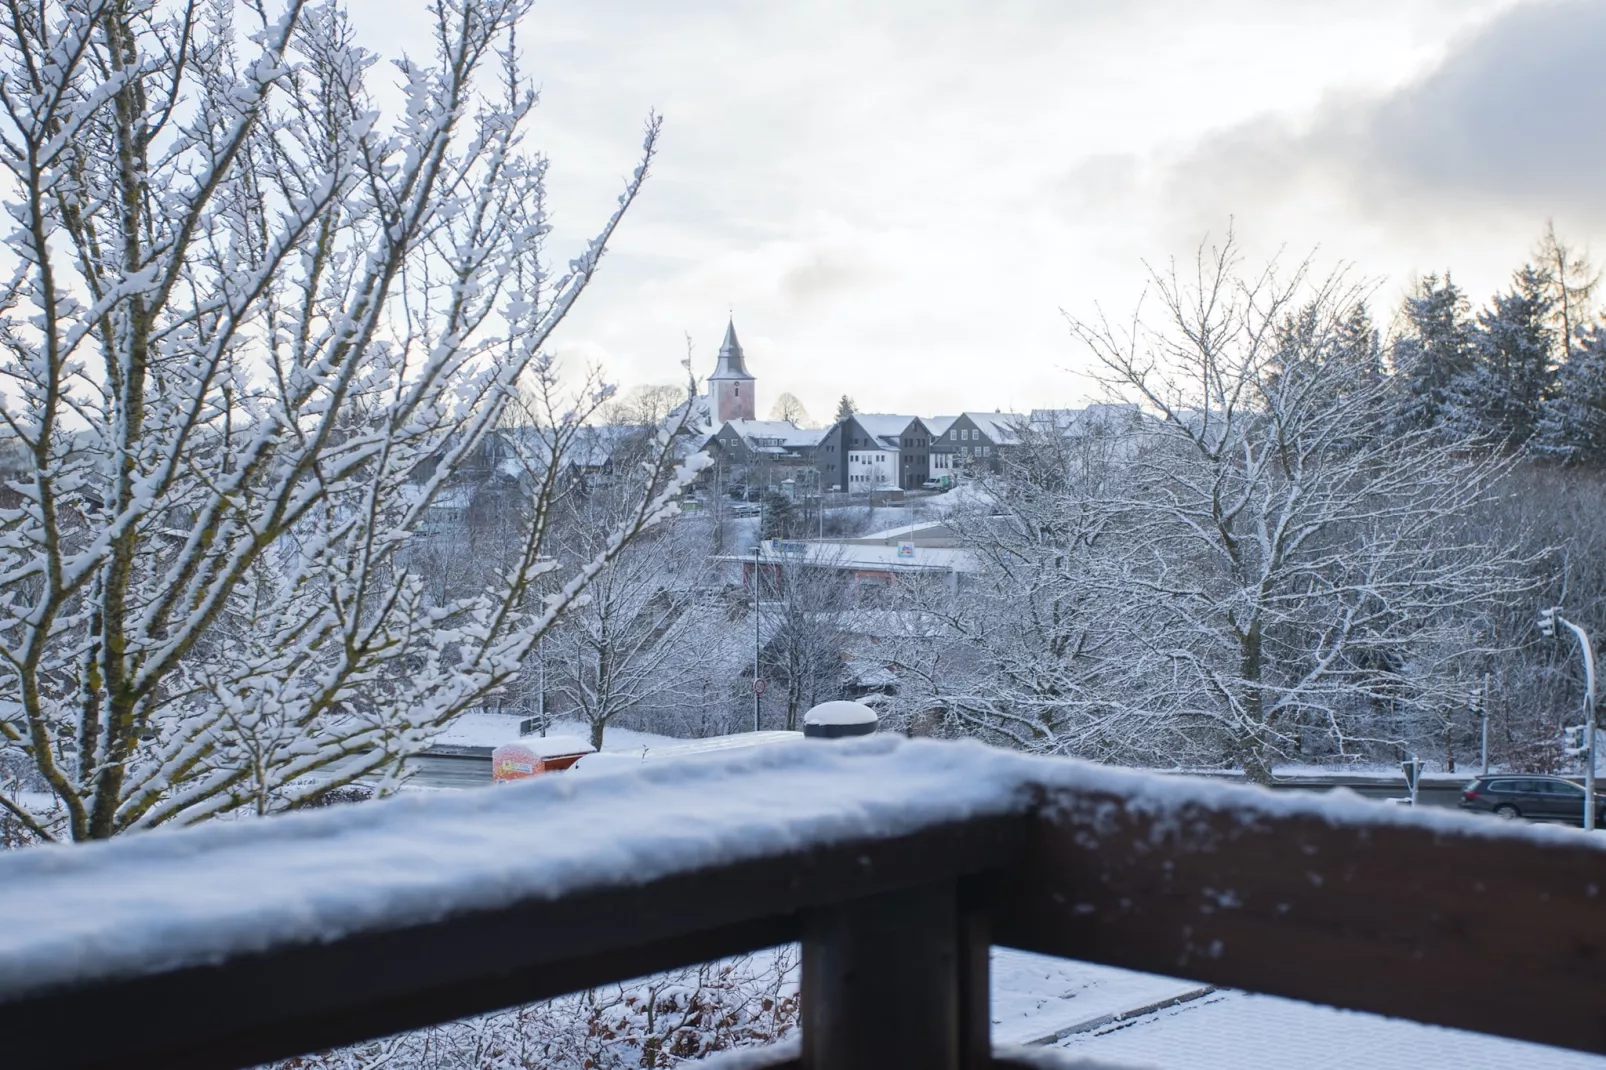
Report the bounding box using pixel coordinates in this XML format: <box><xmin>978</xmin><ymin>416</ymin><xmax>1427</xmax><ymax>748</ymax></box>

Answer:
<box><xmin>3</xmin><ymin>736</ymin><xmax>1605</xmax><ymax>1070</ymax></box>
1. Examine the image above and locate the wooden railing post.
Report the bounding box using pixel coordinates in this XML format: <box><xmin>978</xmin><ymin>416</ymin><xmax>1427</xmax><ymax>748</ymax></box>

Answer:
<box><xmin>801</xmin><ymin>882</ymin><xmax>991</xmax><ymax>1070</ymax></box>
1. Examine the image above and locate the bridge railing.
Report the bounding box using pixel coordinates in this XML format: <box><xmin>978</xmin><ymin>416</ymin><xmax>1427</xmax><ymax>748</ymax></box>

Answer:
<box><xmin>2</xmin><ymin>737</ymin><xmax>1602</xmax><ymax>1070</ymax></box>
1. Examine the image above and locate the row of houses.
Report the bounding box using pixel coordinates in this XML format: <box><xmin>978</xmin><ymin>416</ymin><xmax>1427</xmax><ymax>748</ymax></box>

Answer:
<box><xmin>691</xmin><ymin>318</ymin><xmax>1139</xmax><ymax>494</ymax></box>
<box><xmin>419</xmin><ymin>319</ymin><xmax>1141</xmax><ymax>531</ymax></box>
<box><xmin>706</xmin><ymin>406</ymin><xmax>1140</xmax><ymax>495</ymax></box>
<box><xmin>703</xmin><ymin>410</ymin><xmax>1031</xmax><ymax>494</ymax></box>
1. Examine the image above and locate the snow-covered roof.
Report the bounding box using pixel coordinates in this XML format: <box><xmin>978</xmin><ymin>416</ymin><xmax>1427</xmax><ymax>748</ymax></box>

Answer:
<box><xmin>962</xmin><ymin>411</ymin><xmax>1025</xmax><ymax>445</ymax></box>
<box><xmin>669</xmin><ymin>393</ymin><xmax>716</xmax><ymax>434</ymax></box>
<box><xmin>718</xmin><ymin>420</ymin><xmax>827</xmax><ymax>449</ymax></box>
<box><xmin>852</xmin><ymin>414</ymin><xmax>919</xmax><ymax>442</ymax></box>
<box><xmin>842</xmin><ymin>660</ymin><xmax>901</xmax><ymax>688</ymax></box>
<box><xmin>925</xmin><ymin>415</ymin><xmax>958</xmax><ymax>436</ymax></box>
<box><xmin>1029</xmin><ymin>404</ymin><xmax>1142</xmax><ymax>436</ymax></box>
<box><xmin>741</xmin><ymin>540</ymin><xmax>978</xmax><ymax>573</ymax></box>
<box><xmin>852</xmin><ymin>520</ymin><xmax>956</xmax><ymax>544</ymax></box>
<box><xmin>570</xmin><ymin>424</ymin><xmax>647</xmax><ymax>468</ymax></box>
<box><xmin>804</xmin><ymin>701</ymin><xmax>879</xmax><ymax>726</ymax></box>
<box><xmin>492</xmin><ymin>424</ymin><xmax>648</xmax><ymax>470</ymax></box>
<box><xmin>491</xmin><ymin>735</ymin><xmax>594</xmax><ymax>759</ymax></box>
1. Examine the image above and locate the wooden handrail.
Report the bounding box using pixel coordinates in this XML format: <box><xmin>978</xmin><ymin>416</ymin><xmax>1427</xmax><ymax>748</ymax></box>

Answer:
<box><xmin>992</xmin><ymin>781</ymin><xmax>1606</xmax><ymax>1054</ymax></box>
<box><xmin>1</xmin><ymin>738</ymin><xmax>1603</xmax><ymax>1069</ymax></box>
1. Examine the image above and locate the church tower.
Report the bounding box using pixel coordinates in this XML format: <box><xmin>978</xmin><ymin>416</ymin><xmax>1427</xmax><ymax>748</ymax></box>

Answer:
<box><xmin>707</xmin><ymin>318</ymin><xmax>756</xmax><ymax>423</ymax></box>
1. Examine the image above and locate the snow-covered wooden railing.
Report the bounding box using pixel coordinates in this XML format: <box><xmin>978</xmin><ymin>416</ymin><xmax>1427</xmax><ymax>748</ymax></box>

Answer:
<box><xmin>2</xmin><ymin>737</ymin><xmax>1604</xmax><ymax>1070</ymax></box>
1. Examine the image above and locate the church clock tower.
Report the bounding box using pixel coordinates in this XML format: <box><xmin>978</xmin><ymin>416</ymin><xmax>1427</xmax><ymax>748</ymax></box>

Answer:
<box><xmin>707</xmin><ymin>318</ymin><xmax>755</xmax><ymax>423</ymax></box>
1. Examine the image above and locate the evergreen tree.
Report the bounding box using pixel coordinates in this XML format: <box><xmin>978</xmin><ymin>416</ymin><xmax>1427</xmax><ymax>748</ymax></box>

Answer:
<box><xmin>1335</xmin><ymin>300</ymin><xmax>1384</xmax><ymax>388</ymax></box>
<box><xmin>1538</xmin><ymin>324</ymin><xmax>1606</xmax><ymax>465</ymax></box>
<box><xmin>1390</xmin><ymin>274</ymin><xmax>1477</xmax><ymax>433</ymax></box>
<box><xmin>760</xmin><ymin>491</ymin><xmax>798</xmax><ymax>540</ymax></box>
<box><xmin>1535</xmin><ymin>222</ymin><xmax>1599</xmax><ymax>359</ymax></box>
<box><xmin>1459</xmin><ymin>264</ymin><xmax>1556</xmax><ymax>447</ymax></box>
<box><xmin>834</xmin><ymin>395</ymin><xmax>857</xmax><ymax>422</ymax></box>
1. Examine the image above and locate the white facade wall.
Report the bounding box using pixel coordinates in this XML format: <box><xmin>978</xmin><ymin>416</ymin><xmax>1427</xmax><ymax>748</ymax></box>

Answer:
<box><xmin>846</xmin><ymin>449</ymin><xmax>899</xmax><ymax>489</ymax></box>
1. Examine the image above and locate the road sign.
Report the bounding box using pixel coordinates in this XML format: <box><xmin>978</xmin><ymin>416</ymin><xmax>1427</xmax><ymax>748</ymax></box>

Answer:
<box><xmin>753</xmin><ymin>679</ymin><xmax>767</xmax><ymax>695</ymax></box>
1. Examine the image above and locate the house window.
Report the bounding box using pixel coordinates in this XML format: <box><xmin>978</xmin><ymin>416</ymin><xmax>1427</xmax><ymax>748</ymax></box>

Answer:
<box><xmin>983</xmin><ymin>446</ymin><xmax>991</xmax><ymax>456</ymax></box>
<box><xmin>949</xmin><ymin>430</ymin><xmax>957</xmax><ymax>441</ymax></box>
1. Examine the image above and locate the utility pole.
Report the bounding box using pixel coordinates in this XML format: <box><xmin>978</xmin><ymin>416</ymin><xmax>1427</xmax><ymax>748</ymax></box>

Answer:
<box><xmin>816</xmin><ymin>467</ymin><xmax>824</xmax><ymax>539</ymax></box>
<box><xmin>1539</xmin><ymin>608</ymin><xmax>1597</xmax><ymax>830</ymax></box>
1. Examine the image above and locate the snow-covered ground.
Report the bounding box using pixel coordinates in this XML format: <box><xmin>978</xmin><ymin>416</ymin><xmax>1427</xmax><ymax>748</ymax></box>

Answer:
<box><xmin>1051</xmin><ymin>984</ymin><xmax>1606</xmax><ymax>1069</ymax></box>
<box><xmin>991</xmin><ymin>951</ymin><xmax>1205</xmax><ymax>1046</ymax></box>
<box><xmin>425</xmin><ymin>713</ymin><xmax>680</xmax><ymax>753</ymax></box>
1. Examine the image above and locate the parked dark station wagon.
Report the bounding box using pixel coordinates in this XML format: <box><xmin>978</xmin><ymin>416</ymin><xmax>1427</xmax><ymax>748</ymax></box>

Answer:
<box><xmin>1460</xmin><ymin>774</ymin><xmax>1606</xmax><ymax>826</ymax></box>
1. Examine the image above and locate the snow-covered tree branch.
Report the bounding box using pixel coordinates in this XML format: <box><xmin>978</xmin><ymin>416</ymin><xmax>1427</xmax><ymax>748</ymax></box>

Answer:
<box><xmin>0</xmin><ymin>0</ymin><xmax>705</xmax><ymax>840</ymax></box>
<box><xmin>1066</xmin><ymin>236</ymin><xmax>1532</xmax><ymax>780</ymax></box>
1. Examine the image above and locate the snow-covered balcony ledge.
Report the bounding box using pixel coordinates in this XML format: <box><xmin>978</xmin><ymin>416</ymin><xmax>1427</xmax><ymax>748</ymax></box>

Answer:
<box><xmin>2</xmin><ymin>737</ymin><xmax>1604</xmax><ymax>1070</ymax></box>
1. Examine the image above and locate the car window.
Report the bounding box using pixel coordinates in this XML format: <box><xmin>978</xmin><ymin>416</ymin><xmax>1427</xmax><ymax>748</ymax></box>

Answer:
<box><xmin>1553</xmin><ymin>781</ymin><xmax>1585</xmax><ymax>796</ymax></box>
<box><xmin>1488</xmin><ymin>779</ymin><xmax>1520</xmax><ymax>793</ymax></box>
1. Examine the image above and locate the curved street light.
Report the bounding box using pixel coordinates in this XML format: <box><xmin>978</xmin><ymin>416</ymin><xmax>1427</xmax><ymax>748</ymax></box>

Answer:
<box><xmin>1539</xmin><ymin>607</ymin><xmax>1598</xmax><ymax>831</ymax></box>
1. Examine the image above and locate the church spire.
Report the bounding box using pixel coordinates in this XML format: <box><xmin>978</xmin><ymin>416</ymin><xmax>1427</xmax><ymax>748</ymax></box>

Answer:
<box><xmin>709</xmin><ymin>317</ymin><xmax>753</xmax><ymax>381</ymax></box>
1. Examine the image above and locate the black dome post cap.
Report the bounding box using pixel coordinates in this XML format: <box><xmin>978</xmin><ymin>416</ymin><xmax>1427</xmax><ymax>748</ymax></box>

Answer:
<box><xmin>803</xmin><ymin>701</ymin><xmax>878</xmax><ymax>739</ymax></box>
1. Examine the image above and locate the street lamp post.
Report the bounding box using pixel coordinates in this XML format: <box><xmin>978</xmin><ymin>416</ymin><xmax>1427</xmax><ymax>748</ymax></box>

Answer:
<box><xmin>1539</xmin><ymin>607</ymin><xmax>1597</xmax><ymax>830</ymax></box>
<box><xmin>1480</xmin><ymin>672</ymin><xmax>1490</xmax><ymax>776</ymax></box>
<box><xmin>753</xmin><ymin>497</ymin><xmax>763</xmax><ymax>732</ymax></box>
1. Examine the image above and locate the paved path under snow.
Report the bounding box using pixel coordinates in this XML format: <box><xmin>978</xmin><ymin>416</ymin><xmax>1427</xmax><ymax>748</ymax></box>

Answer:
<box><xmin>1052</xmin><ymin>986</ymin><xmax>1606</xmax><ymax>1070</ymax></box>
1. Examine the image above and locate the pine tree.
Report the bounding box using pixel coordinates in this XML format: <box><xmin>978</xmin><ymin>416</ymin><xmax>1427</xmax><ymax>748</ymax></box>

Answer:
<box><xmin>760</xmin><ymin>491</ymin><xmax>798</xmax><ymax>540</ymax></box>
<box><xmin>1538</xmin><ymin>324</ymin><xmax>1606</xmax><ymax>465</ymax></box>
<box><xmin>834</xmin><ymin>395</ymin><xmax>857</xmax><ymax>422</ymax></box>
<box><xmin>1336</xmin><ymin>301</ymin><xmax>1384</xmax><ymax>388</ymax></box>
<box><xmin>1459</xmin><ymin>264</ymin><xmax>1556</xmax><ymax>447</ymax></box>
<box><xmin>1390</xmin><ymin>275</ymin><xmax>1477</xmax><ymax>433</ymax></box>
<box><xmin>1535</xmin><ymin>222</ymin><xmax>1599</xmax><ymax>359</ymax></box>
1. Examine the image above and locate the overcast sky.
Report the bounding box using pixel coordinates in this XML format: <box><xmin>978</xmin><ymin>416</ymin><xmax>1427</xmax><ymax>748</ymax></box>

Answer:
<box><xmin>354</xmin><ymin>0</ymin><xmax>1606</xmax><ymax>422</ymax></box>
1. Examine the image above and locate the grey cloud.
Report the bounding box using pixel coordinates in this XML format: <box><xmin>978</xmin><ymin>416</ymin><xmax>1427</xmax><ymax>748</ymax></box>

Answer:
<box><xmin>1178</xmin><ymin>0</ymin><xmax>1606</xmax><ymax>225</ymax></box>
